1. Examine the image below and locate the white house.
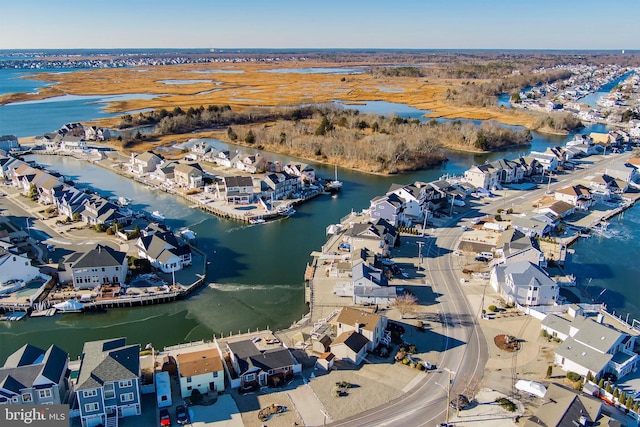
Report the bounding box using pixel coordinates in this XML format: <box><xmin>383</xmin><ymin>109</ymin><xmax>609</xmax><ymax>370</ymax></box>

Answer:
<box><xmin>369</xmin><ymin>193</ymin><xmax>405</xmax><ymax>226</ymax></box>
<box><xmin>554</xmin><ymin>185</ymin><xmax>593</xmax><ymax>211</ymax></box>
<box><xmin>542</xmin><ymin>314</ymin><xmax>639</xmax><ymax>378</ymax></box>
<box><xmin>58</xmin><ymin>245</ymin><xmax>128</xmax><ymax>290</ymax></box>
<box><xmin>283</xmin><ymin>163</ymin><xmax>316</xmax><ymax>184</ymax></box>
<box><xmin>529</xmin><ymin>151</ymin><xmax>559</xmax><ymax>171</ymax></box>
<box><xmin>490</xmin><ymin>260</ymin><xmax>558</xmax><ymax>306</ymax></box>
<box><xmin>60</xmin><ymin>135</ymin><xmax>88</xmax><ymax>153</ymax></box>
<box><xmin>0</xmin><ymin>249</ymin><xmax>43</xmax><ymax>291</ymax></box>
<box><xmin>129</xmin><ymin>151</ymin><xmax>162</xmax><ymax>175</ymax></box>
<box><xmin>464</xmin><ymin>164</ymin><xmax>499</xmax><ymax>190</ymax></box>
<box><xmin>173</xmin><ymin>163</ymin><xmax>203</xmax><ymax>189</ymax></box>
<box><xmin>176</xmin><ymin>347</ymin><xmax>224</xmax><ymax>398</ymax></box>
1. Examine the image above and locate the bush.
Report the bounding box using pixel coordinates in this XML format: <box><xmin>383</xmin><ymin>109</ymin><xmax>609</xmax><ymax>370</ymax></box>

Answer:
<box><xmin>566</xmin><ymin>372</ymin><xmax>582</xmax><ymax>382</ymax></box>
<box><xmin>495</xmin><ymin>397</ymin><xmax>517</xmax><ymax>412</ymax></box>
<box><xmin>488</xmin><ymin>305</ymin><xmax>497</xmax><ymax>313</ymax></box>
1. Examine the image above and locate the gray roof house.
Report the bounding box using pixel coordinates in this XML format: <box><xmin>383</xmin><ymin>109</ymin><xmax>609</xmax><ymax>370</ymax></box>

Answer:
<box><xmin>76</xmin><ymin>338</ymin><xmax>141</xmax><ymax>427</ymax></box>
<box><xmin>136</xmin><ymin>231</ymin><xmax>192</xmax><ymax>273</ymax></box>
<box><xmin>58</xmin><ymin>244</ymin><xmax>128</xmax><ymax>290</ymax></box>
<box><xmin>525</xmin><ymin>383</ymin><xmax>603</xmax><ymax>427</ymax></box>
<box><xmin>490</xmin><ymin>260</ymin><xmax>558</xmax><ymax>307</ymax></box>
<box><xmin>0</xmin><ymin>344</ymin><xmax>69</xmax><ymax>405</ymax></box>
<box><xmin>225</xmin><ymin>340</ymin><xmax>300</xmax><ymax>389</ymax></box>
<box><xmin>542</xmin><ymin>314</ymin><xmax>639</xmax><ymax>378</ymax></box>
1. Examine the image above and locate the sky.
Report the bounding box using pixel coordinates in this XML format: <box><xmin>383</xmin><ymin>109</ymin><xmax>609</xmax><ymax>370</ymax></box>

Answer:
<box><xmin>2</xmin><ymin>0</ymin><xmax>639</xmax><ymax>50</ymax></box>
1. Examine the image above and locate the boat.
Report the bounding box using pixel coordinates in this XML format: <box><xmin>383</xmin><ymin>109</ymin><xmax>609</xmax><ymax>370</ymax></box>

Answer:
<box><xmin>325</xmin><ymin>165</ymin><xmax>343</xmax><ymax>193</ymax></box>
<box><xmin>277</xmin><ymin>205</ymin><xmax>296</xmax><ymax>217</ymax></box>
<box><xmin>0</xmin><ymin>279</ymin><xmax>26</xmax><ymax>295</ymax></box>
<box><xmin>249</xmin><ymin>218</ymin><xmax>265</xmax><ymax>225</ymax></box>
<box><xmin>180</xmin><ymin>228</ymin><xmax>197</xmax><ymax>241</ymax></box>
<box><xmin>151</xmin><ymin>211</ymin><xmax>166</xmax><ymax>221</ymax></box>
<box><xmin>118</xmin><ymin>196</ymin><xmax>130</xmax><ymax>207</ymax></box>
<box><xmin>52</xmin><ymin>300</ymin><xmax>84</xmax><ymax>313</ymax></box>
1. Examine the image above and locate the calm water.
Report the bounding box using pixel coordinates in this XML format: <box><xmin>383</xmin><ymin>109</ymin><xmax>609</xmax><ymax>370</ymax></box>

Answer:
<box><xmin>578</xmin><ymin>71</ymin><xmax>635</xmax><ymax>108</ymax></box>
<box><xmin>0</xmin><ymin>67</ymin><xmax>629</xmax><ymax>361</ymax></box>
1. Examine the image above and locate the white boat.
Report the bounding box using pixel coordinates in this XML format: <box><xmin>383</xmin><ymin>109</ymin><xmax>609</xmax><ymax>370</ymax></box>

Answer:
<box><xmin>249</xmin><ymin>218</ymin><xmax>265</xmax><ymax>225</ymax></box>
<box><xmin>151</xmin><ymin>211</ymin><xmax>165</xmax><ymax>221</ymax></box>
<box><xmin>180</xmin><ymin>228</ymin><xmax>197</xmax><ymax>240</ymax></box>
<box><xmin>277</xmin><ymin>205</ymin><xmax>296</xmax><ymax>217</ymax></box>
<box><xmin>53</xmin><ymin>300</ymin><xmax>84</xmax><ymax>313</ymax></box>
<box><xmin>0</xmin><ymin>279</ymin><xmax>26</xmax><ymax>295</ymax></box>
<box><xmin>118</xmin><ymin>196</ymin><xmax>130</xmax><ymax>207</ymax></box>
<box><xmin>325</xmin><ymin>165</ymin><xmax>343</xmax><ymax>193</ymax></box>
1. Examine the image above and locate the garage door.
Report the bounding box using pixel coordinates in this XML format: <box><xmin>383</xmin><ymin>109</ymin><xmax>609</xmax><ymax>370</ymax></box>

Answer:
<box><xmin>120</xmin><ymin>405</ymin><xmax>139</xmax><ymax>417</ymax></box>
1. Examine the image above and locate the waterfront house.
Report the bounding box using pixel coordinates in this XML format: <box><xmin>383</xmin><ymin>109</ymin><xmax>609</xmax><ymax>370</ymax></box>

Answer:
<box><xmin>216</xmin><ymin>176</ymin><xmax>255</xmax><ymax>204</ymax></box>
<box><xmin>516</xmin><ymin>157</ymin><xmax>543</xmax><ymax>177</ymax></box>
<box><xmin>60</xmin><ymin>135</ymin><xmax>88</xmax><ymax>153</ymax></box>
<box><xmin>35</xmin><ymin>133</ymin><xmax>58</xmax><ymax>150</ymax></box>
<box><xmin>173</xmin><ymin>163</ymin><xmax>203</xmax><ymax>189</ymax></box>
<box><xmin>58</xmin><ymin>244</ymin><xmax>128</xmax><ymax>290</ymax></box>
<box><xmin>136</xmin><ymin>231</ymin><xmax>192</xmax><ymax>273</ymax></box>
<box><xmin>529</xmin><ymin>151</ymin><xmax>559</xmax><ymax>171</ymax></box>
<box><xmin>589</xmin><ymin>174</ymin><xmax>618</xmax><ymax>199</ymax></box>
<box><xmin>58</xmin><ymin>122</ymin><xmax>85</xmax><ymax>138</ymax></box>
<box><xmin>464</xmin><ymin>164</ymin><xmax>499</xmax><ymax>190</ymax></box>
<box><xmin>369</xmin><ymin>193</ymin><xmax>405</xmax><ymax>227</ymax></box>
<box><xmin>385</xmin><ymin>183</ymin><xmax>424</xmax><ymax>222</ymax></box>
<box><xmin>524</xmin><ymin>383</ymin><xmax>603</xmax><ymax>427</ymax></box>
<box><xmin>335</xmin><ymin>307</ymin><xmax>388</xmax><ymax>348</ymax></box>
<box><xmin>283</xmin><ymin>162</ymin><xmax>316</xmax><ymax>184</ymax></box>
<box><xmin>80</xmin><ymin>195</ymin><xmax>127</xmax><ymax>226</ymax></box>
<box><xmin>85</xmin><ymin>126</ymin><xmax>111</xmax><ymax>142</ymax></box>
<box><xmin>493</xmin><ymin>229</ymin><xmax>546</xmax><ymax>267</ymax></box>
<box><xmin>150</xmin><ymin>161</ymin><xmax>177</xmax><ymax>183</ymax></box>
<box><xmin>342</xmin><ymin>219</ymin><xmax>398</xmax><ymax>257</ymax></box>
<box><xmin>224</xmin><ymin>339</ymin><xmax>300</xmax><ymax>389</ymax></box>
<box><xmin>590</xmin><ymin>132</ymin><xmax>613</xmax><ymax>148</ymax></box>
<box><xmin>55</xmin><ymin>186</ymin><xmax>92</xmax><ymax>219</ymax></box>
<box><xmin>542</xmin><ymin>314</ymin><xmax>639</xmax><ymax>379</ymax></box>
<box><xmin>176</xmin><ymin>347</ymin><xmax>224</xmax><ymax>398</ymax></box>
<box><xmin>212</xmin><ymin>150</ymin><xmax>241</xmax><ymax>168</ymax></box>
<box><xmin>538</xmin><ymin>200</ymin><xmax>575</xmax><ymax>220</ymax></box>
<box><xmin>0</xmin><ymin>156</ymin><xmax>25</xmax><ymax>180</ymax></box>
<box><xmin>34</xmin><ymin>172</ymin><xmax>65</xmax><ymax>205</ymax></box>
<box><xmin>489</xmin><ymin>158</ymin><xmax>524</xmax><ymax>184</ymax></box>
<box><xmin>554</xmin><ymin>185</ymin><xmax>593</xmax><ymax>211</ymax></box>
<box><xmin>129</xmin><ymin>151</ymin><xmax>162</xmax><ymax>176</ymax></box>
<box><xmin>0</xmin><ymin>344</ymin><xmax>69</xmax><ymax>405</ymax></box>
<box><xmin>330</xmin><ymin>331</ymin><xmax>370</xmax><ymax>365</ymax></box>
<box><xmin>0</xmin><ymin>249</ymin><xmax>44</xmax><ymax>289</ymax></box>
<box><xmin>75</xmin><ymin>338</ymin><xmax>141</xmax><ymax>427</ymax></box>
<box><xmin>236</xmin><ymin>154</ymin><xmax>265</xmax><ymax>174</ymax></box>
<box><xmin>262</xmin><ymin>172</ymin><xmax>300</xmax><ymax>200</ymax></box>
<box><xmin>0</xmin><ymin>135</ymin><xmax>19</xmax><ymax>152</ymax></box>
<box><xmin>351</xmin><ymin>259</ymin><xmax>396</xmax><ymax>305</ymax></box>
<box><xmin>11</xmin><ymin>163</ymin><xmax>39</xmax><ymax>195</ymax></box>
<box><xmin>490</xmin><ymin>260</ymin><xmax>558</xmax><ymax>307</ymax></box>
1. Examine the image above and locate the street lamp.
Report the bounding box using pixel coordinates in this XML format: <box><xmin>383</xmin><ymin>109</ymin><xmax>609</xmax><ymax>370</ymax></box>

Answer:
<box><xmin>435</xmin><ymin>368</ymin><xmax>455</xmax><ymax>424</ymax></box>
<box><xmin>449</xmin><ymin>194</ymin><xmax>457</xmax><ymax>217</ymax></box>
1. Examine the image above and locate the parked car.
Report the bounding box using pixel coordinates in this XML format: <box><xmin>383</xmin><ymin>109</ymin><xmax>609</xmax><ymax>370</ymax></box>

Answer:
<box><xmin>159</xmin><ymin>408</ymin><xmax>171</xmax><ymax>427</ymax></box>
<box><xmin>175</xmin><ymin>405</ymin><xmax>189</xmax><ymax>425</ymax></box>
<box><xmin>475</xmin><ymin>256</ymin><xmax>489</xmax><ymax>262</ymax></box>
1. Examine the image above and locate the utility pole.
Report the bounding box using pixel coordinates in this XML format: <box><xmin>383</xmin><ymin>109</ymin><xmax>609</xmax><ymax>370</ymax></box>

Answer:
<box><xmin>417</xmin><ymin>241</ymin><xmax>424</xmax><ymax>270</ymax></box>
<box><xmin>450</xmin><ymin>195</ymin><xmax>456</xmax><ymax>217</ymax></box>
<box><xmin>445</xmin><ymin>368</ymin><xmax>453</xmax><ymax>424</ymax></box>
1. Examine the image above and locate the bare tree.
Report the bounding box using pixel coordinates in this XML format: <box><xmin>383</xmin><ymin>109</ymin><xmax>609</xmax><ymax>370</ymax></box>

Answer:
<box><xmin>391</xmin><ymin>293</ymin><xmax>418</xmax><ymax>319</ymax></box>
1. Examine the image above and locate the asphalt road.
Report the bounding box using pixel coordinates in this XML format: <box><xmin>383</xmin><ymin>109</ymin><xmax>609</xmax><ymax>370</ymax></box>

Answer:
<box><xmin>329</xmin><ymin>151</ymin><xmax>633</xmax><ymax>426</ymax></box>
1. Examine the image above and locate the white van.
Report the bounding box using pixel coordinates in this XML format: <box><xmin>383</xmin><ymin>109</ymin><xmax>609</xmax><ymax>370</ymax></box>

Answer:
<box><xmin>478</xmin><ymin>252</ymin><xmax>494</xmax><ymax>260</ymax></box>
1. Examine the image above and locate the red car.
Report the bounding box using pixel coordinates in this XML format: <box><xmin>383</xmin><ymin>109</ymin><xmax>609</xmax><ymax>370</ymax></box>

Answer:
<box><xmin>159</xmin><ymin>408</ymin><xmax>171</xmax><ymax>426</ymax></box>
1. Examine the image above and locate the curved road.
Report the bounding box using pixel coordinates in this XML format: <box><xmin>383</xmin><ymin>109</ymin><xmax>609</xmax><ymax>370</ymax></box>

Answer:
<box><xmin>330</xmin><ymin>151</ymin><xmax>631</xmax><ymax>426</ymax></box>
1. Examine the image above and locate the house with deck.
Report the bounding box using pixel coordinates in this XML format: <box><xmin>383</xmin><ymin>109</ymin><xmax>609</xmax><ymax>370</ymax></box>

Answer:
<box><xmin>341</xmin><ymin>219</ymin><xmax>398</xmax><ymax>257</ymax></box>
<box><xmin>215</xmin><ymin>176</ymin><xmax>255</xmax><ymax>204</ymax></box>
<box><xmin>60</xmin><ymin>135</ymin><xmax>88</xmax><ymax>153</ymax></box>
<box><xmin>176</xmin><ymin>347</ymin><xmax>224</xmax><ymax>398</ymax></box>
<box><xmin>554</xmin><ymin>185</ymin><xmax>593</xmax><ymax>211</ymax></box>
<box><xmin>0</xmin><ymin>135</ymin><xmax>20</xmax><ymax>152</ymax></box>
<box><xmin>542</xmin><ymin>314</ymin><xmax>639</xmax><ymax>379</ymax></box>
<box><xmin>490</xmin><ymin>260</ymin><xmax>558</xmax><ymax>307</ymax></box>
<box><xmin>85</xmin><ymin>126</ymin><xmax>111</xmax><ymax>141</ymax></box>
<box><xmin>0</xmin><ymin>344</ymin><xmax>69</xmax><ymax>405</ymax></box>
<box><xmin>129</xmin><ymin>151</ymin><xmax>162</xmax><ymax>175</ymax></box>
<box><xmin>236</xmin><ymin>154</ymin><xmax>265</xmax><ymax>174</ymax></box>
<box><xmin>369</xmin><ymin>193</ymin><xmax>405</xmax><ymax>226</ymax></box>
<box><xmin>150</xmin><ymin>161</ymin><xmax>177</xmax><ymax>184</ymax></box>
<box><xmin>331</xmin><ymin>307</ymin><xmax>389</xmax><ymax>365</ymax></box>
<box><xmin>173</xmin><ymin>163</ymin><xmax>203</xmax><ymax>189</ymax></box>
<box><xmin>529</xmin><ymin>151</ymin><xmax>559</xmax><ymax>171</ymax></box>
<box><xmin>283</xmin><ymin>162</ymin><xmax>316</xmax><ymax>184</ymax></box>
<box><xmin>136</xmin><ymin>231</ymin><xmax>192</xmax><ymax>273</ymax></box>
<box><xmin>80</xmin><ymin>195</ymin><xmax>127</xmax><ymax>226</ymax></box>
<box><xmin>224</xmin><ymin>339</ymin><xmax>300</xmax><ymax>389</ymax></box>
<box><xmin>351</xmin><ymin>259</ymin><xmax>395</xmax><ymax>305</ymax></box>
<box><xmin>75</xmin><ymin>338</ymin><xmax>141</xmax><ymax>427</ymax></box>
<box><xmin>0</xmin><ymin>249</ymin><xmax>44</xmax><ymax>290</ymax></box>
<box><xmin>464</xmin><ymin>164</ymin><xmax>499</xmax><ymax>190</ymax></box>
<box><xmin>58</xmin><ymin>244</ymin><xmax>128</xmax><ymax>290</ymax></box>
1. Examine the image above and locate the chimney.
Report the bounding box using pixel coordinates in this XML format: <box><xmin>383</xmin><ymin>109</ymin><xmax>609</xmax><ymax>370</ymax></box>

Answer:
<box><xmin>354</xmin><ymin>322</ymin><xmax>361</xmax><ymax>334</ymax></box>
<box><xmin>597</xmin><ymin>313</ymin><xmax>604</xmax><ymax>324</ymax></box>
<box><xmin>579</xmin><ymin>415</ymin><xmax>588</xmax><ymax>426</ymax></box>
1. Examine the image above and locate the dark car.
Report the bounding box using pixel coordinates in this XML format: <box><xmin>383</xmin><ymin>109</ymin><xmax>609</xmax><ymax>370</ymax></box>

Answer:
<box><xmin>176</xmin><ymin>405</ymin><xmax>189</xmax><ymax>425</ymax></box>
<box><xmin>159</xmin><ymin>408</ymin><xmax>171</xmax><ymax>427</ymax></box>
<box><xmin>475</xmin><ymin>256</ymin><xmax>489</xmax><ymax>262</ymax></box>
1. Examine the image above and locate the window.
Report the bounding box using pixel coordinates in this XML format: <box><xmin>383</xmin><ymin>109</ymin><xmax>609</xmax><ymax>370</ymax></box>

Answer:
<box><xmin>118</xmin><ymin>380</ymin><xmax>133</xmax><ymax>388</ymax></box>
<box><xmin>120</xmin><ymin>393</ymin><xmax>134</xmax><ymax>403</ymax></box>
<box><xmin>104</xmin><ymin>383</ymin><xmax>115</xmax><ymax>400</ymax></box>
<box><xmin>186</xmin><ymin>377</ymin><xmax>192</xmax><ymax>383</ymax></box>
<box><xmin>187</xmin><ymin>386</ymin><xmax>192</xmax><ymax>391</ymax></box>
<box><xmin>83</xmin><ymin>390</ymin><xmax>98</xmax><ymax>398</ymax></box>
<box><xmin>38</xmin><ymin>389</ymin><xmax>52</xmax><ymax>399</ymax></box>
<box><xmin>22</xmin><ymin>393</ymin><xmax>33</xmax><ymax>403</ymax></box>
<box><xmin>244</xmin><ymin>374</ymin><xmax>255</xmax><ymax>382</ymax></box>
<box><xmin>213</xmin><ymin>371</ymin><xmax>218</xmax><ymax>378</ymax></box>
<box><xmin>84</xmin><ymin>402</ymin><xmax>99</xmax><ymax>412</ymax></box>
